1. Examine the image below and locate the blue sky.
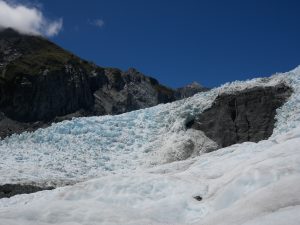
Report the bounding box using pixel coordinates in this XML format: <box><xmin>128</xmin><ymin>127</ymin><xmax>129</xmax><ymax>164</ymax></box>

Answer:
<box><xmin>15</xmin><ymin>0</ymin><xmax>300</xmax><ymax>87</ymax></box>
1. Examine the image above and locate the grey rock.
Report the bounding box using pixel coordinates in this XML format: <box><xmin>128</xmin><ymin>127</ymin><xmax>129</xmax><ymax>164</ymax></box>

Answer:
<box><xmin>186</xmin><ymin>84</ymin><xmax>292</xmax><ymax>149</ymax></box>
<box><xmin>193</xmin><ymin>196</ymin><xmax>202</xmax><ymax>201</ymax></box>
<box><xmin>0</xmin><ymin>183</ymin><xmax>54</xmax><ymax>199</ymax></box>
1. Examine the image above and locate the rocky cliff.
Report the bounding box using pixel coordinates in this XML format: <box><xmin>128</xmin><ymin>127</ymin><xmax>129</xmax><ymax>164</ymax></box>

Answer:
<box><xmin>0</xmin><ymin>28</ymin><xmax>207</xmax><ymax>138</ymax></box>
<box><xmin>186</xmin><ymin>83</ymin><xmax>292</xmax><ymax>149</ymax></box>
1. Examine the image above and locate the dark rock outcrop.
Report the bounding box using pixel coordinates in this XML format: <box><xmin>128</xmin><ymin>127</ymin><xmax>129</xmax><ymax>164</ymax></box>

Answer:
<box><xmin>186</xmin><ymin>84</ymin><xmax>292</xmax><ymax>148</ymax></box>
<box><xmin>0</xmin><ymin>184</ymin><xmax>54</xmax><ymax>199</ymax></box>
<box><xmin>193</xmin><ymin>196</ymin><xmax>203</xmax><ymax>201</ymax></box>
<box><xmin>0</xmin><ymin>28</ymin><xmax>207</xmax><ymax>138</ymax></box>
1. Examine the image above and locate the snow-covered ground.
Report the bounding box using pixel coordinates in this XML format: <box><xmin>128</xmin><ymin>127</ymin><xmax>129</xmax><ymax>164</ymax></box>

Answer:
<box><xmin>0</xmin><ymin>66</ymin><xmax>300</xmax><ymax>224</ymax></box>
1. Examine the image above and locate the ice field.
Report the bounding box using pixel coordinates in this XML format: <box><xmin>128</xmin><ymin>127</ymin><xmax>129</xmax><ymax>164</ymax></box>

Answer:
<box><xmin>0</xmin><ymin>66</ymin><xmax>300</xmax><ymax>224</ymax></box>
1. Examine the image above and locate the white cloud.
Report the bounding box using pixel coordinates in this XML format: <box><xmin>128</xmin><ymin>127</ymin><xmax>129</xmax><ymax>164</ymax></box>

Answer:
<box><xmin>44</xmin><ymin>18</ymin><xmax>63</xmax><ymax>36</ymax></box>
<box><xmin>90</xmin><ymin>19</ymin><xmax>105</xmax><ymax>28</ymax></box>
<box><xmin>0</xmin><ymin>0</ymin><xmax>63</xmax><ymax>37</ymax></box>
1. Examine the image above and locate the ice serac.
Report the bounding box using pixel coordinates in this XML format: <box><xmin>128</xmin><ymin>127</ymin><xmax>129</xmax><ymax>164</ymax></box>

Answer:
<box><xmin>0</xmin><ymin>28</ymin><xmax>207</xmax><ymax>138</ymax></box>
<box><xmin>186</xmin><ymin>83</ymin><xmax>292</xmax><ymax>148</ymax></box>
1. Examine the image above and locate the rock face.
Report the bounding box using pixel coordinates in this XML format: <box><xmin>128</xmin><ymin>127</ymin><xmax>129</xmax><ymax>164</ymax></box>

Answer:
<box><xmin>0</xmin><ymin>28</ymin><xmax>206</xmax><ymax>138</ymax></box>
<box><xmin>0</xmin><ymin>184</ymin><xmax>54</xmax><ymax>199</ymax></box>
<box><xmin>186</xmin><ymin>84</ymin><xmax>292</xmax><ymax>148</ymax></box>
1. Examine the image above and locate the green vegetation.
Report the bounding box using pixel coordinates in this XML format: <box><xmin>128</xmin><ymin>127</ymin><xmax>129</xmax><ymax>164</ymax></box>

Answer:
<box><xmin>1</xmin><ymin>36</ymin><xmax>95</xmax><ymax>82</ymax></box>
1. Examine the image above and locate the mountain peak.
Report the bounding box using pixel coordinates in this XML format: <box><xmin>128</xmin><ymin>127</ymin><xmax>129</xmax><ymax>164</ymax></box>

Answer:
<box><xmin>185</xmin><ymin>81</ymin><xmax>204</xmax><ymax>88</ymax></box>
<box><xmin>175</xmin><ymin>81</ymin><xmax>209</xmax><ymax>98</ymax></box>
<box><xmin>0</xmin><ymin>27</ymin><xmax>20</xmax><ymax>36</ymax></box>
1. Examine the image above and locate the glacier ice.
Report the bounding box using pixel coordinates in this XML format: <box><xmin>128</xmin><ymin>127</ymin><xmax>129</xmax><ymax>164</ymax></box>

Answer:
<box><xmin>0</xmin><ymin>126</ymin><xmax>300</xmax><ymax>225</ymax></box>
<box><xmin>0</xmin><ymin>67</ymin><xmax>298</xmax><ymax>185</ymax></box>
<box><xmin>0</xmin><ymin>67</ymin><xmax>300</xmax><ymax>224</ymax></box>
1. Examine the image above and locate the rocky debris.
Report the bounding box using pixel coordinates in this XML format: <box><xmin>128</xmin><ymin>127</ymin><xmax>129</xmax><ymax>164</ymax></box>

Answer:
<box><xmin>193</xmin><ymin>196</ymin><xmax>203</xmax><ymax>201</ymax></box>
<box><xmin>0</xmin><ymin>184</ymin><xmax>54</xmax><ymax>199</ymax></box>
<box><xmin>0</xmin><ymin>28</ymin><xmax>207</xmax><ymax>138</ymax></box>
<box><xmin>0</xmin><ymin>115</ymin><xmax>48</xmax><ymax>139</ymax></box>
<box><xmin>186</xmin><ymin>84</ymin><xmax>292</xmax><ymax>148</ymax></box>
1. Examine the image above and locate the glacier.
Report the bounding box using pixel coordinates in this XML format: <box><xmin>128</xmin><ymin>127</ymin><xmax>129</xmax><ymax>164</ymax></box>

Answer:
<box><xmin>0</xmin><ymin>66</ymin><xmax>300</xmax><ymax>224</ymax></box>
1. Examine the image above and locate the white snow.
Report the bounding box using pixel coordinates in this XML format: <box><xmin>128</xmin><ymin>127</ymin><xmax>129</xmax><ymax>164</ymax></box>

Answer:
<box><xmin>0</xmin><ymin>67</ymin><xmax>300</xmax><ymax>224</ymax></box>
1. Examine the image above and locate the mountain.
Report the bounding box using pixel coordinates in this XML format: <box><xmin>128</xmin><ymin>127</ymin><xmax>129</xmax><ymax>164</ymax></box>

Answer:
<box><xmin>0</xmin><ymin>67</ymin><xmax>298</xmax><ymax>225</ymax></box>
<box><xmin>175</xmin><ymin>81</ymin><xmax>209</xmax><ymax>98</ymax></box>
<box><xmin>0</xmin><ymin>28</ymin><xmax>207</xmax><ymax>138</ymax></box>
